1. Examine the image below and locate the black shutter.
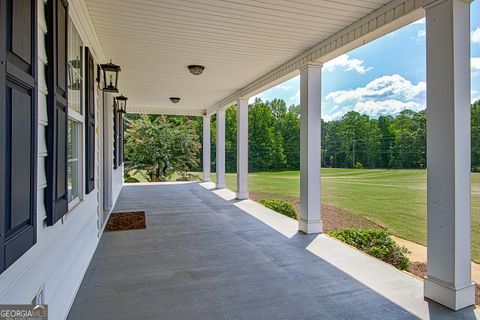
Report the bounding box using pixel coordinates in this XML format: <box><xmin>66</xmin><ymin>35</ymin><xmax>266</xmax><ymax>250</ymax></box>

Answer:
<box><xmin>85</xmin><ymin>47</ymin><xmax>95</xmax><ymax>194</ymax></box>
<box><xmin>113</xmin><ymin>105</ymin><xmax>118</xmax><ymax>169</ymax></box>
<box><xmin>119</xmin><ymin>113</ymin><xmax>124</xmax><ymax>165</ymax></box>
<box><xmin>46</xmin><ymin>0</ymin><xmax>68</xmax><ymax>226</ymax></box>
<box><xmin>0</xmin><ymin>0</ymin><xmax>38</xmax><ymax>272</ymax></box>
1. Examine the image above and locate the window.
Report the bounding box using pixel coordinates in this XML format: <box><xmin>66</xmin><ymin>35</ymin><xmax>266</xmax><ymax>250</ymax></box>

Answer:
<box><xmin>67</xmin><ymin>19</ymin><xmax>84</xmax><ymax>207</ymax></box>
<box><xmin>67</xmin><ymin>119</ymin><xmax>81</xmax><ymax>204</ymax></box>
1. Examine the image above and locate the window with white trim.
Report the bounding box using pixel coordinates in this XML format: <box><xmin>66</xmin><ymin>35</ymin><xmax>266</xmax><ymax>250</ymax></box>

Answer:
<box><xmin>67</xmin><ymin>18</ymin><xmax>84</xmax><ymax>207</ymax></box>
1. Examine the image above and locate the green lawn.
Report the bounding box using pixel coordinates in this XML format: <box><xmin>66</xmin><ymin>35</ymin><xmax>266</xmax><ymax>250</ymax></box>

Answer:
<box><xmin>207</xmin><ymin>169</ymin><xmax>480</xmax><ymax>262</ymax></box>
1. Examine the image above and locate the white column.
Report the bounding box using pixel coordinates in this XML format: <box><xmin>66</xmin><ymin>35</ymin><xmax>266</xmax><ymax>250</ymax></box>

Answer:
<box><xmin>236</xmin><ymin>98</ymin><xmax>249</xmax><ymax>199</ymax></box>
<box><xmin>299</xmin><ymin>63</ymin><xmax>322</xmax><ymax>234</ymax></box>
<box><xmin>202</xmin><ymin>115</ymin><xmax>211</xmax><ymax>182</ymax></box>
<box><xmin>216</xmin><ymin>109</ymin><xmax>226</xmax><ymax>189</ymax></box>
<box><xmin>424</xmin><ymin>0</ymin><xmax>474</xmax><ymax>310</ymax></box>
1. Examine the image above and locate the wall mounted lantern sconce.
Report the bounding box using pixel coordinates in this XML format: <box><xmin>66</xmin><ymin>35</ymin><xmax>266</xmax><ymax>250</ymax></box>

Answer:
<box><xmin>100</xmin><ymin>59</ymin><xmax>121</xmax><ymax>92</ymax></box>
<box><xmin>115</xmin><ymin>95</ymin><xmax>128</xmax><ymax>113</ymax></box>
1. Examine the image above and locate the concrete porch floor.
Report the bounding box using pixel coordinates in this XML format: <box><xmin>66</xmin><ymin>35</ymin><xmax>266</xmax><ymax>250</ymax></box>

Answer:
<box><xmin>68</xmin><ymin>182</ymin><xmax>479</xmax><ymax>319</ymax></box>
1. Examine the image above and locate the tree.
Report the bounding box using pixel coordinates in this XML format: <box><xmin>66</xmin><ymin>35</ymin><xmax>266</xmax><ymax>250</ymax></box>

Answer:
<box><xmin>472</xmin><ymin>100</ymin><xmax>480</xmax><ymax>170</ymax></box>
<box><xmin>124</xmin><ymin>114</ymin><xmax>200</xmax><ymax>181</ymax></box>
<box><xmin>249</xmin><ymin>98</ymin><xmax>286</xmax><ymax>171</ymax></box>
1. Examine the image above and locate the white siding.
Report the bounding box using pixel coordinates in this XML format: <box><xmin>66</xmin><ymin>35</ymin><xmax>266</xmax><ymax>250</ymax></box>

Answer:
<box><xmin>0</xmin><ymin>1</ymin><xmax>115</xmax><ymax>319</ymax></box>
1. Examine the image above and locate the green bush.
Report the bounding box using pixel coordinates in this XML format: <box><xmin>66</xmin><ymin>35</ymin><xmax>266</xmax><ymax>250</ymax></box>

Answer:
<box><xmin>259</xmin><ymin>199</ymin><xmax>297</xmax><ymax>219</ymax></box>
<box><xmin>176</xmin><ymin>173</ymin><xmax>201</xmax><ymax>181</ymax></box>
<box><xmin>353</xmin><ymin>162</ymin><xmax>363</xmax><ymax>169</ymax></box>
<box><xmin>329</xmin><ymin>228</ymin><xmax>410</xmax><ymax>270</ymax></box>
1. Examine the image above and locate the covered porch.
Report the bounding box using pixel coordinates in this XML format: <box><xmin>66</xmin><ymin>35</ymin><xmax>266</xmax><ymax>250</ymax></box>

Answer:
<box><xmin>68</xmin><ymin>182</ymin><xmax>478</xmax><ymax>319</ymax></box>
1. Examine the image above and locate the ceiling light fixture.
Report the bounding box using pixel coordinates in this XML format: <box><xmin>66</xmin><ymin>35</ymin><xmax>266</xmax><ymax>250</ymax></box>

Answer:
<box><xmin>188</xmin><ymin>65</ymin><xmax>205</xmax><ymax>75</ymax></box>
<box><xmin>170</xmin><ymin>97</ymin><xmax>181</xmax><ymax>103</ymax></box>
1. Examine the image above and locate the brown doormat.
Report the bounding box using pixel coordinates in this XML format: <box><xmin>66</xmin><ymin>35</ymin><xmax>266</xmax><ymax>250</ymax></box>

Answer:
<box><xmin>105</xmin><ymin>211</ymin><xmax>146</xmax><ymax>232</ymax></box>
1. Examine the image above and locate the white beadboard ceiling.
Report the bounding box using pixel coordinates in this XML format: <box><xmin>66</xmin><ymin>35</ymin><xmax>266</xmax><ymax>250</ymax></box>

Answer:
<box><xmin>85</xmin><ymin>0</ymin><xmax>392</xmax><ymax>111</ymax></box>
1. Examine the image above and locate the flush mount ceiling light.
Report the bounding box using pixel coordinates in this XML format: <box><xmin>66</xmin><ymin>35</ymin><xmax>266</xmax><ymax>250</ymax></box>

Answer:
<box><xmin>170</xmin><ymin>97</ymin><xmax>181</xmax><ymax>103</ymax></box>
<box><xmin>187</xmin><ymin>65</ymin><xmax>205</xmax><ymax>75</ymax></box>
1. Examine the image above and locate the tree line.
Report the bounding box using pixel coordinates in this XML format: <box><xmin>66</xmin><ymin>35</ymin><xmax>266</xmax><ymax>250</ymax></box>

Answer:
<box><xmin>206</xmin><ymin>98</ymin><xmax>480</xmax><ymax>172</ymax></box>
<box><xmin>124</xmin><ymin>98</ymin><xmax>480</xmax><ymax>178</ymax></box>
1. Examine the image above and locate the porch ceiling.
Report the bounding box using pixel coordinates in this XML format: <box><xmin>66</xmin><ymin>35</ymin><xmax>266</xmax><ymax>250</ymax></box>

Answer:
<box><xmin>85</xmin><ymin>0</ymin><xmax>394</xmax><ymax>112</ymax></box>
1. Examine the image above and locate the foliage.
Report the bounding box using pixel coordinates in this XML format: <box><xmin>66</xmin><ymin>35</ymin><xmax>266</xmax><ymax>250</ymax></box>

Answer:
<box><xmin>124</xmin><ymin>114</ymin><xmax>201</xmax><ymax>181</ymax></box>
<box><xmin>124</xmin><ymin>169</ymin><xmax>150</xmax><ymax>183</ymax></box>
<box><xmin>176</xmin><ymin>172</ymin><xmax>201</xmax><ymax>181</ymax></box>
<box><xmin>472</xmin><ymin>100</ymin><xmax>480</xmax><ymax>169</ymax></box>
<box><xmin>329</xmin><ymin>228</ymin><xmax>410</xmax><ymax>270</ymax></box>
<box><xmin>353</xmin><ymin>162</ymin><xmax>363</xmax><ymax>169</ymax></box>
<box><xmin>259</xmin><ymin>198</ymin><xmax>297</xmax><ymax>219</ymax></box>
<box><xmin>208</xmin><ymin>98</ymin><xmax>448</xmax><ymax>171</ymax></box>
<box><xmin>126</xmin><ymin>98</ymin><xmax>480</xmax><ymax>178</ymax></box>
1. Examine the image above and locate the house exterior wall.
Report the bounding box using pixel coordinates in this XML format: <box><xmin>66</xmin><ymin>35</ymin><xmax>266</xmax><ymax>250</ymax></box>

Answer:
<box><xmin>0</xmin><ymin>1</ymin><xmax>120</xmax><ymax>319</ymax></box>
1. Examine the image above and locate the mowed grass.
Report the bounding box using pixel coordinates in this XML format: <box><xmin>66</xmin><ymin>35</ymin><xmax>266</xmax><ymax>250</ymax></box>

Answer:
<box><xmin>208</xmin><ymin>169</ymin><xmax>480</xmax><ymax>262</ymax></box>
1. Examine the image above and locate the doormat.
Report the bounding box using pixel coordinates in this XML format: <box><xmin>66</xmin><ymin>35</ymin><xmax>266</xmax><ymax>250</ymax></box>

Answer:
<box><xmin>105</xmin><ymin>211</ymin><xmax>146</xmax><ymax>232</ymax></box>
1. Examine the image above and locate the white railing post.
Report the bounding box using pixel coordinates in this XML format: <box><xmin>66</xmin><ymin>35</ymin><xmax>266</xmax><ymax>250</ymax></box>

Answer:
<box><xmin>236</xmin><ymin>98</ymin><xmax>249</xmax><ymax>199</ymax></box>
<box><xmin>216</xmin><ymin>109</ymin><xmax>226</xmax><ymax>189</ymax></box>
<box><xmin>299</xmin><ymin>63</ymin><xmax>323</xmax><ymax>234</ymax></box>
<box><xmin>423</xmin><ymin>0</ymin><xmax>474</xmax><ymax>310</ymax></box>
<box><xmin>202</xmin><ymin>115</ymin><xmax>211</xmax><ymax>182</ymax></box>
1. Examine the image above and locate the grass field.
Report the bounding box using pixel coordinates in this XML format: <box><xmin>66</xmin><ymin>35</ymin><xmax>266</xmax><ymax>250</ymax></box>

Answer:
<box><xmin>207</xmin><ymin>169</ymin><xmax>480</xmax><ymax>263</ymax></box>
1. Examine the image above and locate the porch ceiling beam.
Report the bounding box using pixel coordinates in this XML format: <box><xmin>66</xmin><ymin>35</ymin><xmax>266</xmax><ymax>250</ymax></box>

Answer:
<box><xmin>128</xmin><ymin>106</ymin><xmax>206</xmax><ymax>117</ymax></box>
<box><xmin>207</xmin><ymin>0</ymin><xmax>424</xmax><ymax>114</ymax></box>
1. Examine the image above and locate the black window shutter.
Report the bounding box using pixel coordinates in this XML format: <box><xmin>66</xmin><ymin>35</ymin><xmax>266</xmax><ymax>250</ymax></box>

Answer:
<box><xmin>46</xmin><ymin>0</ymin><xmax>68</xmax><ymax>226</ymax></box>
<box><xmin>113</xmin><ymin>106</ymin><xmax>118</xmax><ymax>169</ymax></box>
<box><xmin>0</xmin><ymin>0</ymin><xmax>38</xmax><ymax>272</ymax></box>
<box><xmin>85</xmin><ymin>47</ymin><xmax>95</xmax><ymax>194</ymax></box>
<box><xmin>119</xmin><ymin>113</ymin><xmax>124</xmax><ymax>165</ymax></box>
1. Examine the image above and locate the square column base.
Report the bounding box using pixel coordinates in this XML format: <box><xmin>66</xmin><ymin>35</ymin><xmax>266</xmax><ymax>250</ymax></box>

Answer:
<box><xmin>298</xmin><ymin>218</ymin><xmax>323</xmax><ymax>234</ymax></box>
<box><xmin>424</xmin><ymin>277</ymin><xmax>475</xmax><ymax>311</ymax></box>
<box><xmin>216</xmin><ymin>183</ymin><xmax>225</xmax><ymax>189</ymax></box>
<box><xmin>236</xmin><ymin>192</ymin><xmax>249</xmax><ymax>200</ymax></box>
<box><xmin>203</xmin><ymin>176</ymin><xmax>211</xmax><ymax>182</ymax></box>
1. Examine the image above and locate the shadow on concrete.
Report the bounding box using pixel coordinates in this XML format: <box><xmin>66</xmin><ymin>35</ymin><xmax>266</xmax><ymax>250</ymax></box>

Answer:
<box><xmin>68</xmin><ymin>182</ymin><xmax>478</xmax><ymax>320</ymax></box>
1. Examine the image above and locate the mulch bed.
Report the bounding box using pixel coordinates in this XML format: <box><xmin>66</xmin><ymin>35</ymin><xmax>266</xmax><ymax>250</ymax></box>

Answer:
<box><xmin>105</xmin><ymin>211</ymin><xmax>146</xmax><ymax>232</ymax></box>
<box><xmin>249</xmin><ymin>191</ymin><xmax>382</xmax><ymax>231</ymax></box>
<box><xmin>408</xmin><ymin>262</ymin><xmax>480</xmax><ymax>305</ymax></box>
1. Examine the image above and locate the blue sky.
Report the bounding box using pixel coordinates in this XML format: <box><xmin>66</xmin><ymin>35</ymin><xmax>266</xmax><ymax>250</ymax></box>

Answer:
<box><xmin>251</xmin><ymin>1</ymin><xmax>480</xmax><ymax>121</ymax></box>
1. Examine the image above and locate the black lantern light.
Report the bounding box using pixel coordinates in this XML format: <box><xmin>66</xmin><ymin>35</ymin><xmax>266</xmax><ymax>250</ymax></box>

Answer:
<box><xmin>100</xmin><ymin>59</ymin><xmax>121</xmax><ymax>92</ymax></box>
<box><xmin>116</xmin><ymin>95</ymin><xmax>128</xmax><ymax>113</ymax></box>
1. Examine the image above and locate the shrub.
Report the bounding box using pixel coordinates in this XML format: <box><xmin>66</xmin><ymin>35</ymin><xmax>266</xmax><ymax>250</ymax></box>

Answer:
<box><xmin>259</xmin><ymin>199</ymin><xmax>297</xmax><ymax>219</ymax></box>
<box><xmin>353</xmin><ymin>162</ymin><xmax>363</xmax><ymax>169</ymax></box>
<box><xmin>329</xmin><ymin>228</ymin><xmax>410</xmax><ymax>270</ymax></box>
<box><xmin>176</xmin><ymin>173</ymin><xmax>201</xmax><ymax>181</ymax></box>
<box><xmin>124</xmin><ymin>168</ymin><xmax>150</xmax><ymax>183</ymax></box>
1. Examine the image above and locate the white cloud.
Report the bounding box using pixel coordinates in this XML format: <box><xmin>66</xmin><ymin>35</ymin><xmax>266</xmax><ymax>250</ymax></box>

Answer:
<box><xmin>324</xmin><ymin>100</ymin><xmax>424</xmax><ymax>121</ymax></box>
<box><xmin>472</xmin><ymin>27</ymin><xmax>480</xmax><ymax>43</ymax></box>
<box><xmin>352</xmin><ymin>100</ymin><xmax>424</xmax><ymax>117</ymax></box>
<box><xmin>412</xmin><ymin>18</ymin><xmax>425</xmax><ymax>25</ymax></box>
<box><xmin>472</xmin><ymin>91</ymin><xmax>480</xmax><ymax>104</ymax></box>
<box><xmin>277</xmin><ymin>84</ymin><xmax>293</xmax><ymax>90</ymax></box>
<box><xmin>324</xmin><ymin>54</ymin><xmax>372</xmax><ymax>74</ymax></box>
<box><xmin>290</xmin><ymin>90</ymin><xmax>300</xmax><ymax>103</ymax></box>
<box><xmin>472</xmin><ymin>57</ymin><xmax>480</xmax><ymax>77</ymax></box>
<box><xmin>326</xmin><ymin>74</ymin><xmax>426</xmax><ymax>105</ymax></box>
<box><xmin>417</xmin><ymin>30</ymin><xmax>426</xmax><ymax>37</ymax></box>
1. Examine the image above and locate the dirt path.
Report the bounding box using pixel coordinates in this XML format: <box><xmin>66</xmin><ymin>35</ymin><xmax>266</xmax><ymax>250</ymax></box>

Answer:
<box><xmin>250</xmin><ymin>191</ymin><xmax>382</xmax><ymax>231</ymax></box>
<box><xmin>392</xmin><ymin>235</ymin><xmax>480</xmax><ymax>284</ymax></box>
